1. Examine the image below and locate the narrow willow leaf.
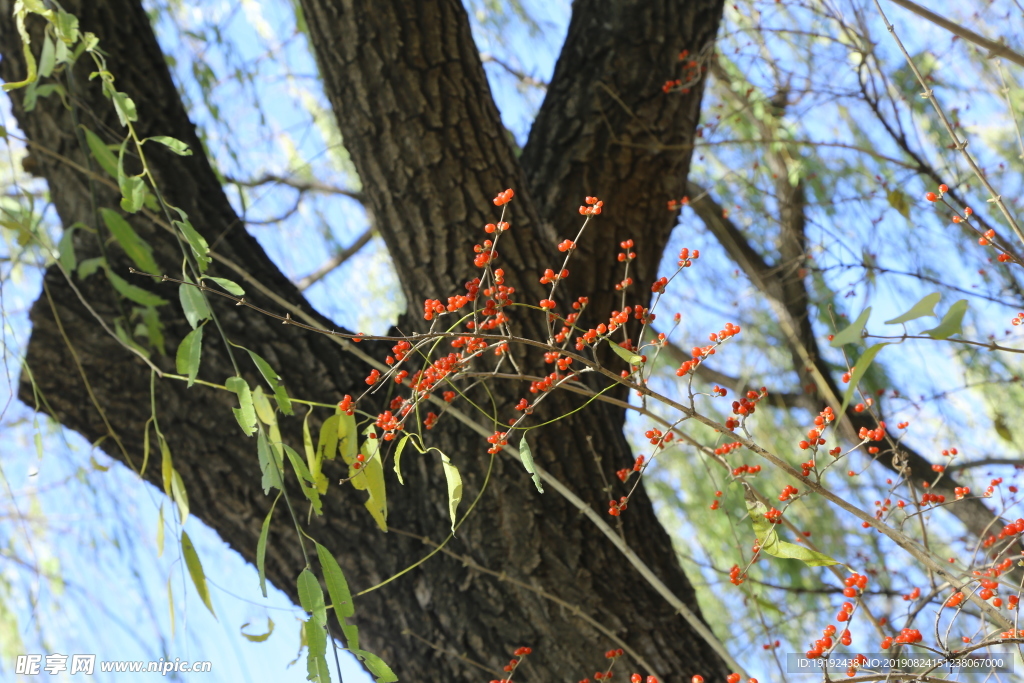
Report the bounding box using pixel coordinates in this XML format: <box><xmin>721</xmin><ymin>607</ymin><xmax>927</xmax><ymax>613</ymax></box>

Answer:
<box><xmin>338</xmin><ymin>411</ymin><xmax>357</xmax><ymax>462</ymax></box>
<box><xmin>885</xmin><ymin>292</ymin><xmax>940</xmax><ymax>324</ymax></box>
<box><xmin>256</xmin><ymin>493</ymin><xmax>279</xmax><ymax>597</ymax></box>
<box><xmin>608</xmin><ymin>341</ymin><xmax>644</xmax><ymax>366</ymax></box>
<box><xmin>315</xmin><ymin>542</ymin><xmax>354</xmax><ymax>621</ymax></box>
<box><xmin>257</xmin><ymin>429</ymin><xmax>282</xmax><ymax>493</ymax></box>
<box><xmin>316</xmin><ymin>414</ymin><xmax>340</xmax><ymax>464</ymax></box>
<box><xmin>353</xmin><ymin>650</ymin><xmax>398</xmax><ymax>683</ymax></box>
<box><xmin>355</xmin><ymin>427</ymin><xmax>387</xmax><ymax>532</ymax></box>
<box><xmin>57</xmin><ymin>226</ymin><xmax>77</xmax><ymax>273</ymax></box>
<box><xmin>304</xmin><ymin>410</ymin><xmax>328</xmax><ymax>495</ymax></box>
<box><xmin>341</xmin><ymin>622</ymin><xmax>360</xmax><ymax>652</ymax></box>
<box><xmin>839</xmin><ymin>344</ymin><xmax>889</xmax><ymax>417</ymax></box>
<box><xmin>167</xmin><ymin>576</ymin><xmax>175</xmax><ymax>637</ymax></box>
<box><xmin>240</xmin><ymin>618</ymin><xmax>274</xmax><ymax>642</ymax></box>
<box><xmin>38</xmin><ymin>36</ymin><xmax>55</xmax><ymax>78</ymax></box>
<box><xmin>112</xmin><ymin>91</ymin><xmax>137</xmax><ymax>127</ymax></box>
<box><xmin>297</xmin><ymin>569</ymin><xmax>327</xmax><ymax>627</ymax></box>
<box><xmin>172</xmin><ymin>210</ymin><xmax>210</xmax><ymax>272</ymax></box>
<box><xmin>106</xmin><ymin>268</ymin><xmax>167</xmax><ymax>307</ymax></box>
<box><xmin>252</xmin><ymin>386</ymin><xmax>276</xmax><ymax>426</ymax></box>
<box><xmin>226</xmin><ymin>376</ymin><xmax>257</xmax><ymax>436</ymax></box>
<box><xmin>170</xmin><ymin>468</ymin><xmax>189</xmax><ymax>525</ymax></box>
<box><xmin>156</xmin><ymin>503</ymin><xmax>165</xmax><ymax>557</ymax></box>
<box><xmin>81</xmin><ymin>127</ymin><xmax>117</xmax><ymax>178</ymax></box>
<box><xmin>99</xmin><ymin>208</ymin><xmax>158</xmax><ymax>273</ymax></box>
<box><xmin>147</xmin><ymin>135</ymin><xmax>192</xmax><ymax>156</ymax></box>
<box><xmin>517</xmin><ymin>436</ymin><xmax>544</xmax><ymax>493</ymax></box>
<box><xmin>174</xmin><ymin>325</ymin><xmax>203</xmax><ymax>388</ymax></box>
<box><xmin>441</xmin><ymin>454</ymin><xmax>463</xmax><ymax>532</ymax></box>
<box><xmin>830</xmin><ymin>307</ymin><xmax>871</xmax><ymax>347</ymax></box>
<box><xmin>747</xmin><ymin>499</ymin><xmax>839</xmax><ymax>567</ymax></box>
<box><xmin>77</xmin><ymin>256</ymin><xmax>104</xmax><ymax>279</ymax></box>
<box><xmin>179</xmin><ymin>278</ymin><xmax>211</xmax><ymax>329</ymax></box>
<box><xmin>116</xmin><ymin>138</ymin><xmax>145</xmax><ymax>212</ymax></box>
<box><xmin>203</xmin><ymin>276</ymin><xmax>244</xmax><ymax>295</ymax></box>
<box><xmin>393</xmin><ymin>434</ymin><xmax>410</xmax><ymax>485</ymax></box>
<box><xmin>246</xmin><ymin>349</ymin><xmax>293</xmax><ymax>415</ymax></box>
<box><xmin>160</xmin><ymin>435</ymin><xmax>173</xmax><ymax>499</ymax></box>
<box><xmin>304</xmin><ymin>620</ymin><xmax>330</xmax><ymax>683</ymax></box>
<box><xmin>181</xmin><ymin>531</ymin><xmax>216</xmax><ymax>617</ymax></box>
<box><xmin>923</xmin><ymin>299</ymin><xmax>968</xmax><ymax>340</ymax></box>
<box><xmin>284</xmin><ymin>444</ymin><xmax>322</xmax><ymax>516</ymax></box>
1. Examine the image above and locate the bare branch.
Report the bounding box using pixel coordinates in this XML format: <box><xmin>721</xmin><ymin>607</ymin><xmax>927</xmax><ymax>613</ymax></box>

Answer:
<box><xmin>295</xmin><ymin>225</ymin><xmax>375</xmax><ymax>291</ymax></box>
<box><xmin>887</xmin><ymin>0</ymin><xmax>1024</xmax><ymax>69</ymax></box>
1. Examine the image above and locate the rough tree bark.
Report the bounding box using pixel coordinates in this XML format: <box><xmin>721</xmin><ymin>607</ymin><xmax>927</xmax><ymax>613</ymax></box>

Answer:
<box><xmin>0</xmin><ymin>0</ymin><xmax>726</xmax><ymax>680</ymax></box>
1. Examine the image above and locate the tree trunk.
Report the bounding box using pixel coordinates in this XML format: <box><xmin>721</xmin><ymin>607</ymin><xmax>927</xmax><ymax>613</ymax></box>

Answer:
<box><xmin>1</xmin><ymin>0</ymin><xmax>727</xmax><ymax>680</ymax></box>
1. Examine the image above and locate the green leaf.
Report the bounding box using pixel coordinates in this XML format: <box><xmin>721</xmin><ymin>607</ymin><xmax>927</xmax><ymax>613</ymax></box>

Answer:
<box><xmin>203</xmin><ymin>276</ymin><xmax>244</xmax><ymax>296</ymax></box>
<box><xmin>886</xmin><ymin>188</ymin><xmax>911</xmax><ymax>220</ymax></box>
<box><xmin>353</xmin><ymin>650</ymin><xmax>398</xmax><ymax>683</ymax></box>
<box><xmin>517</xmin><ymin>436</ymin><xmax>544</xmax><ymax>493</ymax></box>
<box><xmin>747</xmin><ymin>499</ymin><xmax>839</xmax><ymax>567</ymax></box>
<box><xmin>181</xmin><ymin>531</ymin><xmax>216</xmax><ymax>617</ymax></box>
<box><xmin>252</xmin><ymin>386</ymin><xmax>277</xmax><ymax>426</ymax></box>
<box><xmin>609</xmin><ymin>341</ymin><xmax>644</xmax><ymax>366</ymax></box>
<box><xmin>179</xmin><ymin>279</ymin><xmax>211</xmax><ymax>329</ymax></box>
<box><xmin>57</xmin><ymin>226</ymin><xmax>77</xmax><ymax>273</ymax></box>
<box><xmin>2</xmin><ymin>41</ymin><xmax>38</xmax><ymax>93</ymax></box>
<box><xmin>297</xmin><ymin>569</ymin><xmax>327</xmax><ymax>627</ymax></box>
<box><xmin>111</xmin><ymin>91</ymin><xmax>137</xmax><ymax>127</ymax></box>
<box><xmin>81</xmin><ymin>127</ymin><xmax>118</xmax><ymax>178</ymax></box>
<box><xmin>116</xmin><ymin>139</ymin><xmax>146</xmax><ymax>213</ymax></box>
<box><xmin>54</xmin><ymin>10</ymin><xmax>79</xmax><ymax>45</ymax></box>
<box><xmin>393</xmin><ymin>434</ymin><xmax>409</xmax><ymax>485</ymax></box>
<box><xmin>156</xmin><ymin>503</ymin><xmax>165</xmax><ymax>557</ymax></box>
<box><xmin>160</xmin><ymin>434</ymin><xmax>173</xmax><ymax>498</ymax></box>
<box><xmin>100</xmin><ymin>208</ymin><xmax>158</xmax><ymax>273</ymax></box>
<box><xmin>304</xmin><ymin>620</ymin><xmax>330</xmax><ymax>683</ymax></box>
<box><xmin>78</xmin><ymin>256</ymin><xmax>104</xmax><ymax>279</ymax></box>
<box><xmin>284</xmin><ymin>444</ymin><xmax>322</xmax><ymax>516</ymax></box>
<box><xmin>317</xmin><ymin>414</ymin><xmax>340</xmax><ymax>465</ymax></box>
<box><xmin>256</xmin><ymin>493</ymin><xmax>279</xmax><ymax>597</ymax></box>
<box><xmin>441</xmin><ymin>453</ymin><xmax>463</xmax><ymax>533</ymax></box>
<box><xmin>175</xmin><ymin>325</ymin><xmax>203</xmax><ymax>388</ymax></box>
<box><xmin>257</xmin><ymin>428</ymin><xmax>282</xmax><ymax>493</ymax></box>
<box><xmin>315</xmin><ymin>542</ymin><xmax>354</xmax><ymax>621</ymax></box>
<box><xmin>146</xmin><ymin>135</ymin><xmax>192</xmax><ymax>156</ymax></box>
<box><xmin>226</xmin><ymin>376</ymin><xmax>257</xmax><ymax>436</ymax></box>
<box><xmin>241</xmin><ymin>617</ymin><xmax>274</xmax><ymax>643</ymax></box>
<box><xmin>38</xmin><ymin>36</ymin><xmax>55</xmax><ymax>79</ymax></box>
<box><xmin>303</xmin><ymin>410</ymin><xmax>328</xmax><ymax>495</ymax></box>
<box><xmin>923</xmin><ymin>299</ymin><xmax>968</xmax><ymax>340</ymax></box>
<box><xmin>354</xmin><ymin>427</ymin><xmax>388</xmax><ymax>532</ymax></box>
<box><xmin>106</xmin><ymin>268</ymin><xmax>167</xmax><ymax>307</ymax></box>
<box><xmin>885</xmin><ymin>292</ymin><xmax>941</xmax><ymax>324</ymax></box>
<box><xmin>246</xmin><ymin>349</ymin><xmax>293</xmax><ymax>415</ymax></box>
<box><xmin>170</xmin><ymin>468</ymin><xmax>189</xmax><ymax>525</ymax></box>
<box><xmin>173</xmin><ymin>213</ymin><xmax>210</xmax><ymax>272</ymax></box>
<box><xmin>839</xmin><ymin>344</ymin><xmax>889</xmax><ymax>417</ymax></box>
<box><xmin>830</xmin><ymin>307</ymin><xmax>871</xmax><ymax>347</ymax></box>
<box><xmin>138</xmin><ymin>305</ymin><xmax>166</xmax><ymax>356</ymax></box>
<box><xmin>167</xmin><ymin>576</ymin><xmax>176</xmax><ymax>637</ymax></box>
<box><xmin>342</xmin><ymin>622</ymin><xmax>360</xmax><ymax>652</ymax></box>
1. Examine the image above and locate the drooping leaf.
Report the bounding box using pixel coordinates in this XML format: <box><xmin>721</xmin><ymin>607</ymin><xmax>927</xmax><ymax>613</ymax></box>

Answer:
<box><xmin>256</xmin><ymin>493</ymin><xmax>279</xmax><ymax>597</ymax></box>
<box><xmin>172</xmin><ymin>210</ymin><xmax>211</xmax><ymax>272</ymax></box>
<box><xmin>393</xmin><ymin>434</ymin><xmax>409</xmax><ymax>485</ymax></box>
<box><xmin>304</xmin><ymin>619</ymin><xmax>330</xmax><ymax>683</ymax></box>
<box><xmin>284</xmin><ymin>444</ymin><xmax>322</xmax><ymax>516</ymax></box>
<box><xmin>885</xmin><ymin>292</ymin><xmax>940</xmax><ymax>324</ymax></box>
<box><xmin>181</xmin><ymin>531</ymin><xmax>217</xmax><ymax>617</ymax></box>
<box><xmin>179</xmin><ymin>278</ymin><xmax>211</xmax><ymax>329</ymax></box>
<box><xmin>304</xmin><ymin>410</ymin><xmax>328</xmax><ymax>495</ymax></box>
<box><xmin>241</xmin><ymin>617</ymin><xmax>274</xmax><ymax>642</ymax></box>
<box><xmin>57</xmin><ymin>225</ymin><xmax>78</xmax><ymax>273</ymax></box>
<box><xmin>297</xmin><ymin>569</ymin><xmax>327</xmax><ymax>627</ymax></box>
<box><xmin>156</xmin><ymin>503</ymin><xmax>165</xmax><ymax>557</ymax></box>
<box><xmin>923</xmin><ymin>299</ymin><xmax>968</xmax><ymax>340</ymax></box>
<box><xmin>317</xmin><ymin>414</ymin><xmax>340</xmax><ymax>465</ymax></box>
<box><xmin>839</xmin><ymin>343</ymin><xmax>889</xmax><ymax>417</ymax></box>
<box><xmin>315</xmin><ymin>542</ymin><xmax>355</xmax><ymax>623</ymax></box>
<box><xmin>77</xmin><ymin>256</ymin><xmax>104</xmax><ymax>279</ymax></box>
<box><xmin>147</xmin><ymin>135</ymin><xmax>192</xmax><ymax>156</ymax></box>
<box><xmin>100</xmin><ymin>208</ymin><xmax>158</xmax><ymax>273</ymax></box>
<box><xmin>81</xmin><ymin>127</ymin><xmax>117</xmax><ymax>178</ymax></box>
<box><xmin>353</xmin><ymin>427</ymin><xmax>387</xmax><ymax>532</ymax></box>
<box><xmin>517</xmin><ymin>436</ymin><xmax>544</xmax><ymax>493</ymax></box>
<box><xmin>170</xmin><ymin>468</ymin><xmax>189</xmax><ymax>525</ymax></box>
<box><xmin>441</xmin><ymin>453</ymin><xmax>463</xmax><ymax>533</ymax></box>
<box><xmin>246</xmin><ymin>348</ymin><xmax>293</xmax><ymax>415</ymax></box>
<box><xmin>159</xmin><ymin>434</ymin><xmax>173</xmax><ymax>498</ymax></box>
<box><xmin>830</xmin><ymin>307</ymin><xmax>871</xmax><ymax>347</ymax></box>
<box><xmin>116</xmin><ymin>139</ymin><xmax>145</xmax><ymax>213</ymax></box>
<box><xmin>111</xmin><ymin>91</ymin><xmax>137</xmax><ymax>127</ymax></box>
<box><xmin>886</xmin><ymin>188</ymin><xmax>911</xmax><ymax>220</ymax></box>
<box><xmin>38</xmin><ymin>36</ymin><xmax>55</xmax><ymax>78</ymax></box>
<box><xmin>226</xmin><ymin>376</ymin><xmax>257</xmax><ymax>436</ymax></box>
<box><xmin>167</xmin><ymin>576</ymin><xmax>175</xmax><ymax>637</ymax></box>
<box><xmin>747</xmin><ymin>499</ymin><xmax>839</xmax><ymax>567</ymax></box>
<box><xmin>257</xmin><ymin>428</ymin><xmax>282</xmax><ymax>494</ymax></box>
<box><xmin>174</xmin><ymin>325</ymin><xmax>203</xmax><ymax>388</ymax></box>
